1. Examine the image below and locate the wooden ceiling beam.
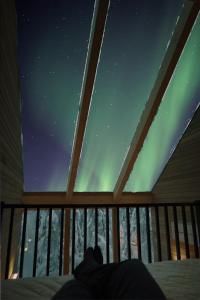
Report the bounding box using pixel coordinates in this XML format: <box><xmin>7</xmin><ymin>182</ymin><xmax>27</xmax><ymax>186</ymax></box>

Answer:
<box><xmin>22</xmin><ymin>192</ymin><xmax>154</xmax><ymax>205</ymax></box>
<box><xmin>113</xmin><ymin>0</ymin><xmax>200</xmax><ymax>200</ymax></box>
<box><xmin>66</xmin><ymin>0</ymin><xmax>110</xmax><ymax>199</ymax></box>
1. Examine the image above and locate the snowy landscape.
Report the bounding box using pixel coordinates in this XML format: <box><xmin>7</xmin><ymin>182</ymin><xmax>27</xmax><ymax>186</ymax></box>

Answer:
<box><xmin>21</xmin><ymin>208</ymin><xmax>149</xmax><ymax>277</ymax></box>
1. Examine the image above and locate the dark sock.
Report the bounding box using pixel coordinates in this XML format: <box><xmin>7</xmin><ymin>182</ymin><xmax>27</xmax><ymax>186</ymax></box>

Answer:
<box><xmin>84</xmin><ymin>247</ymin><xmax>95</xmax><ymax>261</ymax></box>
<box><xmin>94</xmin><ymin>246</ymin><xmax>103</xmax><ymax>264</ymax></box>
<box><xmin>73</xmin><ymin>247</ymin><xmax>98</xmax><ymax>278</ymax></box>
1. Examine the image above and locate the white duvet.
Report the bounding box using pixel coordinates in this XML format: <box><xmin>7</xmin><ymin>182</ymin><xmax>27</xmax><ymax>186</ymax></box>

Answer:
<box><xmin>2</xmin><ymin>259</ymin><xmax>200</xmax><ymax>300</ymax></box>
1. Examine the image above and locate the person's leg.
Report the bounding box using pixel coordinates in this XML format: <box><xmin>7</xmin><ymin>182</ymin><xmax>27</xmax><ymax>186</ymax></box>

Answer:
<box><xmin>73</xmin><ymin>247</ymin><xmax>117</xmax><ymax>299</ymax></box>
<box><xmin>52</xmin><ymin>248</ymin><xmax>99</xmax><ymax>299</ymax></box>
<box><xmin>107</xmin><ymin>259</ymin><xmax>166</xmax><ymax>299</ymax></box>
<box><xmin>51</xmin><ymin>278</ymin><xmax>94</xmax><ymax>300</ymax></box>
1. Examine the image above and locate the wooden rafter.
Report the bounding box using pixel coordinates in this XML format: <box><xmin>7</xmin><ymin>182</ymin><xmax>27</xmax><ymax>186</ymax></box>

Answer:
<box><xmin>66</xmin><ymin>0</ymin><xmax>110</xmax><ymax>199</ymax></box>
<box><xmin>114</xmin><ymin>0</ymin><xmax>200</xmax><ymax>200</ymax></box>
<box><xmin>22</xmin><ymin>192</ymin><xmax>154</xmax><ymax>205</ymax></box>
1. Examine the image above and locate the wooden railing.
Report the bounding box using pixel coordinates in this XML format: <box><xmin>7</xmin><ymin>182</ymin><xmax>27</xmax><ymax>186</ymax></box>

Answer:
<box><xmin>1</xmin><ymin>202</ymin><xmax>200</xmax><ymax>279</ymax></box>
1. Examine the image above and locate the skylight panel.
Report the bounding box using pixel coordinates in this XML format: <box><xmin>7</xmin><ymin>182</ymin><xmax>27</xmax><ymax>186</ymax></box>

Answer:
<box><xmin>75</xmin><ymin>0</ymin><xmax>184</xmax><ymax>192</ymax></box>
<box><xmin>17</xmin><ymin>0</ymin><xmax>95</xmax><ymax>191</ymax></box>
<box><xmin>125</xmin><ymin>12</ymin><xmax>200</xmax><ymax>192</ymax></box>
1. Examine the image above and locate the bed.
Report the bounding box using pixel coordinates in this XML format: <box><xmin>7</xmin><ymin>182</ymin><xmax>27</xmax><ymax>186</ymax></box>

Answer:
<box><xmin>1</xmin><ymin>259</ymin><xmax>200</xmax><ymax>300</ymax></box>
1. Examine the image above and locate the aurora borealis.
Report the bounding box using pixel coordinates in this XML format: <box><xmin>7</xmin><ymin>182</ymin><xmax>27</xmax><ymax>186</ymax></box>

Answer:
<box><xmin>74</xmin><ymin>0</ymin><xmax>184</xmax><ymax>192</ymax></box>
<box><xmin>16</xmin><ymin>0</ymin><xmax>94</xmax><ymax>191</ymax></box>
<box><xmin>125</xmin><ymin>13</ymin><xmax>200</xmax><ymax>192</ymax></box>
<box><xmin>16</xmin><ymin>0</ymin><xmax>199</xmax><ymax>192</ymax></box>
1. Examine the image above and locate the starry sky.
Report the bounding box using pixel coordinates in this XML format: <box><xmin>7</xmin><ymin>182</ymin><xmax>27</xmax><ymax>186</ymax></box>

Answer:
<box><xmin>16</xmin><ymin>0</ymin><xmax>199</xmax><ymax>192</ymax></box>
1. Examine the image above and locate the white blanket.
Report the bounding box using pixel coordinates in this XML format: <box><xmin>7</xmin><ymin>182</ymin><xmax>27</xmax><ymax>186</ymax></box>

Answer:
<box><xmin>2</xmin><ymin>259</ymin><xmax>200</xmax><ymax>300</ymax></box>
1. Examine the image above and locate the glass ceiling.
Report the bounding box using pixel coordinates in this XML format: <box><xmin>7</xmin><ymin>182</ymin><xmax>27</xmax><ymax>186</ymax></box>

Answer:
<box><xmin>75</xmin><ymin>0</ymin><xmax>183</xmax><ymax>192</ymax></box>
<box><xmin>17</xmin><ymin>0</ymin><xmax>199</xmax><ymax>193</ymax></box>
<box><xmin>16</xmin><ymin>0</ymin><xmax>94</xmax><ymax>191</ymax></box>
<box><xmin>125</xmin><ymin>12</ymin><xmax>200</xmax><ymax>192</ymax></box>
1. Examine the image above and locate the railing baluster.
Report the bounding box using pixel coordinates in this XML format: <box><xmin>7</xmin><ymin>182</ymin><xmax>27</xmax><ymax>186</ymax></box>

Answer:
<box><xmin>19</xmin><ymin>208</ymin><xmax>27</xmax><ymax>278</ymax></box>
<box><xmin>71</xmin><ymin>208</ymin><xmax>76</xmax><ymax>272</ymax></box>
<box><xmin>182</xmin><ymin>206</ymin><xmax>190</xmax><ymax>258</ymax></box>
<box><xmin>190</xmin><ymin>205</ymin><xmax>199</xmax><ymax>258</ymax></box>
<box><xmin>95</xmin><ymin>207</ymin><xmax>98</xmax><ymax>246</ymax></box>
<box><xmin>63</xmin><ymin>209</ymin><xmax>71</xmax><ymax>275</ymax></box>
<box><xmin>2</xmin><ymin>202</ymin><xmax>200</xmax><ymax>278</ymax></box>
<box><xmin>84</xmin><ymin>208</ymin><xmax>87</xmax><ymax>254</ymax></box>
<box><xmin>5</xmin><ymin>208</ymin><xmax>14</xmax><ymax>279</ymax></box>
<box><xmin>33</xmin><ymin>208</ymin><xmax>40</xmax><ymax>277</ymax></box>
<box><xmin>116</xmin><ymin>207</ymin><xmax>120</xmax><ymax>262</ymax></box>
<box><xmin>155</xmin><ymin>206</ymin><xmax>162</xmax><ymax>261</ymax></box>
<box><xmin>46</xmin><ymin>208</ymin><xmax>52</xmax><ymax>276</ymax></box>
<box><xmin>173</xmin><ymin>206</ymin><xmax>180</xmax><ymax>260</ymax></box>
<box><xmin>106</xmin><ymin>207</ymin><xmax>109</xmax><ymax>263</ymax></box>
<box><xmin>1</xmin><ymin>201</ymin><xmax>4</xmax><ymax>224</ymax></box>
<box><xmin>146</xmin><ymin>207</ymin><xmax>151</xmax><ymax>263</ymax></box>
<box><xmin>194</xmin><ymin>202</ymin><xmax>200</xmax><ymax>245</ymax></box>
<box><xmin>164</xmin><ymin>206</ymin><xmax>171</xmax><ymax>260</ymax></box>
<box><xmin>59</xmin><ymin>208</ymin><xmax>64</xmax><ymax>276</ymax></box>
<box><xmin>126</xmin><ymin>207</ymin><xmax>131</xmax><ymax>260</ymax></box>
<box><xmin>136</xmin><ymin>207</ymin><xmax>141</xmax><ymax>260</ymax></box>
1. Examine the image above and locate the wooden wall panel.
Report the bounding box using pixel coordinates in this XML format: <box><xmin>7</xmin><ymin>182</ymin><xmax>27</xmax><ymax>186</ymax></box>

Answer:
<box><xmin>153</xmin><ymin>107</ymin><xmax>200</xmax><ymax>203</ymax></box>
<box><xmin>0</xmin><ymin>0</ymin><xmax>23</xmax><ymax>204</ymax></box>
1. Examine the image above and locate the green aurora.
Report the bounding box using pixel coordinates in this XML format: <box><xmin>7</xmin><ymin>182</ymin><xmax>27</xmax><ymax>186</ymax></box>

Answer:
<box><xmin>125</xmin><ymin>13</ymin><xmax>200</xmax><ymax>191</ymax></box>
<box><xmin>75</xmin><ymin>2</ymin><xmax>197</xmax><ymax>192</ymax></box>
<box><xmin>18</xmin><ymin>1</ymin><xmax>200</xmax><ymax>192</ymax></box>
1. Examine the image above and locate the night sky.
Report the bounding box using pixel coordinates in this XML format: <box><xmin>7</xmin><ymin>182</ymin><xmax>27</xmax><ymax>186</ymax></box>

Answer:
<box><xmin>16</xmin><ymin>0</ymin><xmax>199</xmax><ymax>192</ymax></box>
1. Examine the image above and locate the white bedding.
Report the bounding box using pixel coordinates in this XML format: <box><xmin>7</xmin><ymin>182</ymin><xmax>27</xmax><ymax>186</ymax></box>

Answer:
<box><xmin>1</xmin><ymin>259</ymin><xmax>200</xmax><ymax>300</ymax></box>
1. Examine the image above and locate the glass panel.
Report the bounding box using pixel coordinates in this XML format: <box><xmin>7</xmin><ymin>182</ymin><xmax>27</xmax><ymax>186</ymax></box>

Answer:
<box><xmin>126</xmin><ymin>13</ymin><xmax>200</xmax><ymax>192</ymax></box>
<box><xmin>16</xmin><ymin>0</ymin><xmax>94</xmax><ymax>191</ymax></box>
<box><xmin>75</xmin><ymin>0</ymin><xmax>183</xmax><ymax>191</ymax></box>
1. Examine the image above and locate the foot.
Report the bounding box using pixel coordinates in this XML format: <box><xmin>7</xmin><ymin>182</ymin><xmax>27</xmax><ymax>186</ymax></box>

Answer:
<box><xmin>84</xmin><ymin>247</ymin><xmax>95</xmax><ymax>261</ymax></box>
<box><xmin>94</xmin><ymin>245</ymin><xmax>103</xmax><ymax>264</ymax></box>
<box><xmin>73</xmin><ymin>247</ymin><xmax>98</xmax><ymax>276</ymax></box>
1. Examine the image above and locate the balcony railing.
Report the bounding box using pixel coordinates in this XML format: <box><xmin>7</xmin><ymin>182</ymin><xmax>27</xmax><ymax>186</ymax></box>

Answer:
<box><xmin>1</xmin><ymin>202</ymin><xmax>200</xmax><ymax>279</ymax></box>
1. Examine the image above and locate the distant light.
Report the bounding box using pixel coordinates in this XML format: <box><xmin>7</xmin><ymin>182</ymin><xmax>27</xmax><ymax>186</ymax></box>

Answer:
<box><xmin>28</xmin><ymin>238</ymin><xmax>32</xmax><ymax>242</ymax></box>
<box><xmin>24</xmin><ymin>247</ymin><xmax>28</xmax><ymax>252</ymax></box>
<box><xmin>11</xmin><ymin>273</ymin><xmax>18</xmax><ymax>280</ymax></box>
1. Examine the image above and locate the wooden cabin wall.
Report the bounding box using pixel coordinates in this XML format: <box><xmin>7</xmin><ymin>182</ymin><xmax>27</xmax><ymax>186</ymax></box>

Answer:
<box><xmin>0</xmin><ymin>0</ymin><xmax>23</xmax><ymax>279</ymax></box>
<box><xmin>0</xmin><ymin>0</ymin><xmax>23</xmax><ymax>204</ymax></box>
<box><xmin>151</xmin><ymin>107</ymin><xmax>200</xmax><ymax>261</ymax></box>
<box><xmin>153</xmin><ymin>106</ymin><xmax>200</xmax><ymax>203</ymax></box>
